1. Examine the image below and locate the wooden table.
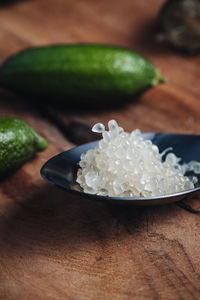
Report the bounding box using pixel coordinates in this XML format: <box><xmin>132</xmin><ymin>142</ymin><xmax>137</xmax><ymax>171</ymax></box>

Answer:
<box><xmin>0</xmin><ymin>1</ymin><xmax>200</xmax><ymax>299</ymax></box>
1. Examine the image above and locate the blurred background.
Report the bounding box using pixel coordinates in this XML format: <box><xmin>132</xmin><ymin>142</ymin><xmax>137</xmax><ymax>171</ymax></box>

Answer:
<box><xmin>0</xmin><ymin>0</ymin><xmax>199</xmax><ymax>100</ymax></box>
<box><xmin>0</xmin><ymin>0</ymin><xmax>200</xmax><ymax>138</ymax></box>
<box><xmin>0</xmin><ymin>0</ymin><xmax>200</xmax><ymax>134</ymax></box>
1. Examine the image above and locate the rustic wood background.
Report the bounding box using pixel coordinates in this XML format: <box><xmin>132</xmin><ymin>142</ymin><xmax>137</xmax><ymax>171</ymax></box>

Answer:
<box><xmin>0</xmin><ymin>0</ymin><xmax>200</xmax><ymax>299</ymax></box>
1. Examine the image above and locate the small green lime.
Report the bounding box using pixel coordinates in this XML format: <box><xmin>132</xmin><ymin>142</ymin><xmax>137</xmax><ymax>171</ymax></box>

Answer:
<box><xmin>0</xmin><ymin>116</ymin><xmax>47</xmax><ymax>176</ymax></box>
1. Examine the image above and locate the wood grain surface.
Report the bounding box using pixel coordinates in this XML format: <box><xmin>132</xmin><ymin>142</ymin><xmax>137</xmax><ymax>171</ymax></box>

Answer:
<box><xmin>0</xmin><ymin>0</ymin><xmax>200</xmax><ymax>299</ymax></box>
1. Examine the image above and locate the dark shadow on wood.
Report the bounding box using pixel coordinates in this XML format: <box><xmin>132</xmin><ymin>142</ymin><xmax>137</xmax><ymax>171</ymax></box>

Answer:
<box><xmin>0</xmin><ymin>0</ymin><xmax>26</xmax><ymax>7</ymax></box>
<box><xmin>0</xmin><ymin>87</ymin><xmax>144</xmax><ymax>145</ymax></box>
<box><xmin>0</xmin><ymin>180</ymin><xmax>176</xmax><ymax>257</ymax></box>
<box><xmin>176</xmin><ymin>195</ymin><xmax>200</xmax><ymax>215</ymax></box>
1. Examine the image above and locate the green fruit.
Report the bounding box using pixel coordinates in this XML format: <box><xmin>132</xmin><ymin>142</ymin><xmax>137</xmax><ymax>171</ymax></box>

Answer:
<box><xmin>0</xmin><ymin>45</ymin><xmax>164</xmax><ymax>106</ymax></box>
<box><xmin>158</xmin><ymin>0</ymin><xmax>200</xmax><ymax>53</ymax></box>
<box><xmin>0</xmin><ymin>117</ymin><xmax>47</xmax><ymax>176</ymax></box>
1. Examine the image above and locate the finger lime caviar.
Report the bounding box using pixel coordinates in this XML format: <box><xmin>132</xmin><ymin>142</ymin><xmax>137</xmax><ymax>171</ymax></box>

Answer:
<box><xmin>76</xmin><ymin>120</ymin><xmax>199</xmax><ymax>198</ymax></box>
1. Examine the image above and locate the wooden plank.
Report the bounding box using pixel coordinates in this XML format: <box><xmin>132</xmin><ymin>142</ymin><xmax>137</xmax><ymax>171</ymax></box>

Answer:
<box><xmin>0</xmin><ymin>0</ymin><xmax>200</xmax><ymax>299</ymax></box>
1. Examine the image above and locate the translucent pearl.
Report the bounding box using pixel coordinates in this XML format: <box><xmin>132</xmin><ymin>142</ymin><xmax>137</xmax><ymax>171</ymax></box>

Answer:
<box><xmin>92</xmin><ymin>123</ymin><xmax>105</xmax><ymax>133</ymax></box>
<box><xmin>108</xmin><ymin>119</ymin><xmax>119</xmax><ymax>131</ymax></box>
<box><xmin>193</xmin><ymin>162</ymin><xmax>200</xmax><ymax>174</ymax></box>
<box><xmin>165</xmin><ymin>153</ymin><xmax>179</xmax><ymax>166</ymax></box>
<box><xmin>113</xmin><ymin>182</ymin><xmax>124</xmax><ymax>195</ymax></box>
<box><xmin>102</xmin><ymin>131</ymin><xmax>111</xmax><ymax>143</ymax></box>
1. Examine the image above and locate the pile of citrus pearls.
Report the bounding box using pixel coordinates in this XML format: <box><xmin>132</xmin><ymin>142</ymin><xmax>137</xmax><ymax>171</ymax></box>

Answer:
<box><xmin>76</xmin><ymin>120</ymin><xmax>199</xmax><ymax>197</ymax></box>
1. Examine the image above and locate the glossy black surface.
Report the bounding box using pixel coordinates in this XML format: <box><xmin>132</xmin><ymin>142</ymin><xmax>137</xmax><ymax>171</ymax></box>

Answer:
<box><xmin>41</xmin><ymin>133</ymin><xmax>200</xmax><ymax>205</ymax></box>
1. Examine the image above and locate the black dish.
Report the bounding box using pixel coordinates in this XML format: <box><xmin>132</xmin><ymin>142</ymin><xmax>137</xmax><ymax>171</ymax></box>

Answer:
<box><xmin>41</xmin><ymin>133</ymin><xmax>200</xmax><ymax>206</ymax></box>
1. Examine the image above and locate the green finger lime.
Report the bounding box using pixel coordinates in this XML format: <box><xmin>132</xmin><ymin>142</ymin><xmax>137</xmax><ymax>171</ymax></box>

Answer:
<box><xmin>0</xmin><ymin>44</ymin><xmax>164</xmax><ymax>106</ymax></box>
<box><xmin>0</xmin><ymin>116</ymin><xmax>47</xmax><ymax>176</ymax></box>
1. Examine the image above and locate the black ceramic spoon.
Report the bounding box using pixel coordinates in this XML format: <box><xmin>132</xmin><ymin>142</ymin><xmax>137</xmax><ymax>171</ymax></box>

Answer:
<box><xmin>41</xmin><ymin>133</ymin><xmax>200</xmax><ymax>206</ymax></box>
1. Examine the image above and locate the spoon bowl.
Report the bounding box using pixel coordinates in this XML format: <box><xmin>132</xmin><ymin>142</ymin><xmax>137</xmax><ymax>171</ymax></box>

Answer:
<box><xmin>41</xmin><ymin>133</ymin><xmax>200</xmax><ymax>205</ymax></box>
